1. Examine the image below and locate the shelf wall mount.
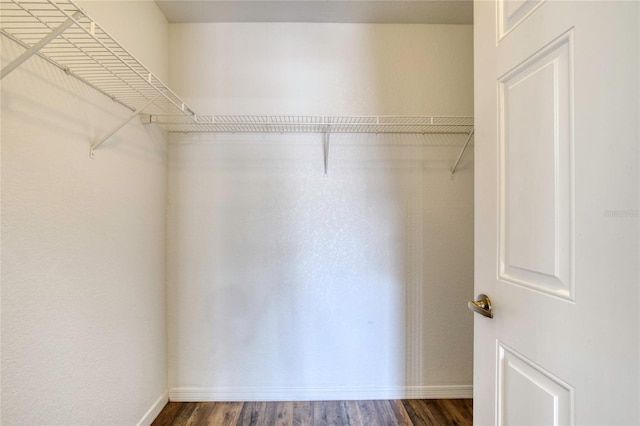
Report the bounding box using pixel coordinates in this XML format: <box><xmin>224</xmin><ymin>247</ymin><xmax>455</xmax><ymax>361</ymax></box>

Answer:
<box><xmin>450</xmin><ymin>128</ymin><xmax>475</xmax><ymax>176</ymax></box>
<box><xmin>90</xmin><ymin>93</ymin><xmax>163</xmax><ymax>158</ymax></box>
<box><xmin>323</xmin><ymin>125</ymin><xmax>331</xmax><ymax>175</ymax></box>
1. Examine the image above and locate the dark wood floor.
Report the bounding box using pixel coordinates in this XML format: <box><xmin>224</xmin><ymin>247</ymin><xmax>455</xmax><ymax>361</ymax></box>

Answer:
<box><xmin>151</xmin><ymin>399</ymin><xmax>473</xmax><ymax>425</ymax></box>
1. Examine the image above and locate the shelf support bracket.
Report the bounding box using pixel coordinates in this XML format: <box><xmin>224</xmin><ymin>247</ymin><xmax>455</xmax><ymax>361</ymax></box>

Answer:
<box><xmin>90</xmin><ymin>93</ymin><xmax>162</xmax><ymax>158</ymax></box>
<box><xmin>323</xmin><ymin>125</ymin><xmax>331</xmax><ymax>175</ymax></box>
<box><xmin>450</xmin><ymin>128</ymin><xmax>475</xmax><ymax>176</ymax></box>
<box><xmin>1</xmin><ymin>10</ymin><xmax>83</xmax><ymax>80</ymax></box>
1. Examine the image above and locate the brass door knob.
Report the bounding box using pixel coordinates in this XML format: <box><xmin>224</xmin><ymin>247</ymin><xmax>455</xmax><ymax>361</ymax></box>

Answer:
<box><xmin>468</xmin><ymin>294</ymin><xmax>493</xmax><ymax>318</ymax></box>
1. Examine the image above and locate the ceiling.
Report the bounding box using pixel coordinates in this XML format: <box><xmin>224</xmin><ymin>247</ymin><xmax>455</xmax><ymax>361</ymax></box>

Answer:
<box><xmin>155</xmin><ymin>1</ymin><xmax>473</xmax><ymax>24</ymax></box>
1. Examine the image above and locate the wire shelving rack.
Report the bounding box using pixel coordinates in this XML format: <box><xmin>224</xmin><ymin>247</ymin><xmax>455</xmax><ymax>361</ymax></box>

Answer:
<box><xmin>0</xmin><ymin>0</ymin><xmax>474</xmax><ymax>173</ymax></box>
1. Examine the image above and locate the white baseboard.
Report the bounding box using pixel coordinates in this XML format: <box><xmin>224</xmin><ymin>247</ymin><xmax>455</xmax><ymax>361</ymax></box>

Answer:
<box><xmin>169</xmin><ymin>385</ymin><xmax>472</xmax><ymax>402</ymax></box>
<box><xmin>137</xmin><ymin>389</ymin><xmax>169</xmax><ymax>426</ymax></box>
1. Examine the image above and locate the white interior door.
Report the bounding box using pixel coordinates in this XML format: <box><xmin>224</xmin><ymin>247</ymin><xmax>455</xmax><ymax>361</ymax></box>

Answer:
<box><xmin>473</xmin><ymin>1</ymin><xmax>639</xmax><ymax>425</ymax></box>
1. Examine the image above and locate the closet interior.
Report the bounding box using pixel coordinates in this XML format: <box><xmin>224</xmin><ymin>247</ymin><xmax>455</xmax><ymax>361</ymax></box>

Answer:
<box><xmin>0</xmin><ymin>0</ymin><xmax>474</xmax><ymax>424</ymax></box>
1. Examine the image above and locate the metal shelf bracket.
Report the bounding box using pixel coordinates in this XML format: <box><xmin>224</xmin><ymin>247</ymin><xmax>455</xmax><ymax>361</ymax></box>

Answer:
<box><xmin>450</xmin><ymin>128</ymin><xmax>475</xmax><ymax>176</ymax></box>
<box><xmin>90</xmin><ymin>93</ymin><xmax>162</xmax><ymax>158</ymax></box>
<box><xmin>323</xmin><ymin>124</ymin><xmax>331</xmax><ymax>175</ymax></box>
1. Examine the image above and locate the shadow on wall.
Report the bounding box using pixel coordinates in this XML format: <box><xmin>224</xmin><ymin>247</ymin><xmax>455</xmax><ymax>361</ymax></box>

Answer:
<box><xmin>167</xmin><ymin>23</ymin><xmax>474</xmax><ymax>397</ymax></box>
<box><xmin>1</xmin><ymin>37</ymin><xmax>168</xmax><ymax>424</ymax></box>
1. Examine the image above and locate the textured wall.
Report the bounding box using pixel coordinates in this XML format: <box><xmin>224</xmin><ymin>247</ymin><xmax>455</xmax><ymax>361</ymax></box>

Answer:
<box><xmin>167</xmin><ymin>24</ymin><xmax>474</xmax><ymax>400</ymax></box>
<box><xmin>169</xmin><ymin>23</ymin><xmax>473</xmax><ymax>116</ymax></box>
<box><xmin>1</xmin><ymin>2</ymin><xmax>169</xmax><ymax>425</ymax></box>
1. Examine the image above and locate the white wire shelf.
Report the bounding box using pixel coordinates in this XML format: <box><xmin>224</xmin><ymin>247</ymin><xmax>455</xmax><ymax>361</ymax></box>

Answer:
<box><xmin>149</xmin><ymin>115</ymin><xmax>474</xmax><ymax>134</ymax></box>
<box><xmin>0</xmin><ymin>0</ymin><xmax>195</xmax><ymax>118</ymax></box>
<box><xmin>0</xmin><ymin>0</ymin><xmax>474</xmax><ymax>172</ymax></box>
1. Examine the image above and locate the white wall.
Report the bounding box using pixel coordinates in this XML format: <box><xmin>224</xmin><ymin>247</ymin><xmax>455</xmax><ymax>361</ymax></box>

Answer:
<box><xmin>167</xmin><ymin>24</ymin><xmax>474</xmax><ymax>400</ymax></box>
<box><xmin>78</xmin><ymin>1</ymin><xmax>170</xmax><ymax>83</ymax></box>
<box><xmin>169</xmin><ymin>23</ymin><xmax>473</xmax><ymax>116</ymax></box>
<box><xmin>1</xmin><ymin>2</ymin><xmax>169</xmax><ymax>424</ymax></box>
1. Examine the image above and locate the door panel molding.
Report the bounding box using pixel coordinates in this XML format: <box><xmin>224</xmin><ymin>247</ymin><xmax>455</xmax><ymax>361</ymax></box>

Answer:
<box><xmin>498</xmin><ymin>30</ymin><xmax>575</xmax><ymax>302</ymax></box>
<box><xmin>497</xmin><ymin>0</ymin><xmax>547</xmax><ymax>42</ymax></box>
<box><xmin>497</xmin><ymin>341</ymin><xmax>575</xmax><ymax>426</ymax></box>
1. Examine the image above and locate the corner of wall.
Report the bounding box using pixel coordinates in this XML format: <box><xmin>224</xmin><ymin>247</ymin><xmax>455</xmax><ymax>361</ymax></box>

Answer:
<box><xmin>137</xmin><ymin>390</ymin><xmax>169</xmax><ymax>426</ymax></box>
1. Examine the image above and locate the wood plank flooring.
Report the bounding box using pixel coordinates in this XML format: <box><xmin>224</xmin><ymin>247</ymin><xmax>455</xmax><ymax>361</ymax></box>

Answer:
<box><xmin>151</xmin><ymin>399</ymin><xmax>472</xmax><ymax>426</ymax></box>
